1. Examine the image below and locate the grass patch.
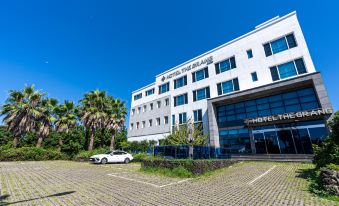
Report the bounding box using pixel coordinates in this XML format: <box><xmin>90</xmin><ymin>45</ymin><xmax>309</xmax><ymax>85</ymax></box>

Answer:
<box><xmin>140</xmin><ymin>166</ymin><xmax>192</xmax><ymax>178</ymax></box>
<box><xmin>298</xmin><ymin>167</ymin><xmax>339</xmax><ymax>202</ymax></box>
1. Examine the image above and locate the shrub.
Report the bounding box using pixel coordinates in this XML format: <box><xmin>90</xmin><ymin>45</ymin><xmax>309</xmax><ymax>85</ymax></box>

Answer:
<box><xmin>0</xmin><ymin>147</ymin><xmax>67</xmax><ymax>161</ymax></box>
<box><xmin>141</xmin><ymin>158</ymin><xmax>237</xmax><ymax>176</ymax></box>
<box><xmin>74</xmin><ymin>147</ymin><xmax>109</xmax><ymax>160</ymax></box>
<box><xmin>141</xmin><ymin>166</ymin><xmax>192</xmax><ymax>178</ymax></box>
<box><xmin>132</xmin><ymin>153</ymin><xmax>148</xmax><ymax>162</ymax></box>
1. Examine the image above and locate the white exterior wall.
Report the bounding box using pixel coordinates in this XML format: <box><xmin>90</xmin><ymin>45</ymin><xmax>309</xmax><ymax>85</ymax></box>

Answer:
<box><xmin>128</xmin><ymin>11</ymin><xmax>316</xmax><ymax>142</ymax></box>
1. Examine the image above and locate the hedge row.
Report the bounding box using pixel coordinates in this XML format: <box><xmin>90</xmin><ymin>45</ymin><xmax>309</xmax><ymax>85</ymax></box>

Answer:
<box><xmin>141</xmin><ymin>158</ymin><xmax>238</xmax><ymax>175</ymax></box>
<box><xmin>0</xmin><ymin>147</ymin><xmax>67</xmax><ymax>161</ymax></box>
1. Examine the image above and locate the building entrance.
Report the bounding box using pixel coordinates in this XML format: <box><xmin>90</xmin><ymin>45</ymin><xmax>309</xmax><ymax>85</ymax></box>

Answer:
<box><xmin>252</xmin><ymin>121</ymin><xmax>326</xmax><ymax>154</ymax></box>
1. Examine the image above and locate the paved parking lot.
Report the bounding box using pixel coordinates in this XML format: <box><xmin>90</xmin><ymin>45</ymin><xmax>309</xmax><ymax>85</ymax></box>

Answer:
<box><xmin>0</xmin><ymin>161</ymin><xmax>337</xmax><ymax>205</ymax></box>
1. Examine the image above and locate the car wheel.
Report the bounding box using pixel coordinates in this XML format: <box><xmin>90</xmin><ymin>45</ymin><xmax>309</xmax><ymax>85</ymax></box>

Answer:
<box><xmin>101</xmin><ymin>158</ymin><xmax>108</xmax><ymax>164</ymax></box>
<box><xmin>124</xmin><ymin>158</ymin><xmax>130</xmax><ymax>164</ymax></box>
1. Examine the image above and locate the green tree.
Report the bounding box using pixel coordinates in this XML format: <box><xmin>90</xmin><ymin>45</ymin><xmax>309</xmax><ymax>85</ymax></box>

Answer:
<box><xmin>106</xmin><ymin>98</ymin><xmax>127</xmax><ymax>151</ymax></box>
<box><xmin>162</xmin><ymin>121</ymin><xmax>208</xmax><ymax>146</ymax></box>
<box><xmin>78</xmin><ymin>90</ymin><xmax>109</xmax><ymax>151</ymax></box>
<box><xmin>313</xmin><ymin>111</ymin><xmax>339</xmax><ymax>168</ymax></box>
<box><xmin>36</xmin><ymin>98</ymin><xmax>58</xmax><ymax>147</ymax></box>
<box><xmin>54</xmin><ymin>101</ymin><xmax>77</xmax><ymax>150</ymax></box>
<box><xmin>0</xmin><ymin>85</ymin><xmax>45</xmax><ymax>148</ymax></box>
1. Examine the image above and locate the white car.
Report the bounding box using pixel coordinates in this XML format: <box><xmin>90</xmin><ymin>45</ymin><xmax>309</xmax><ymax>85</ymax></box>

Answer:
<box><xmin>89</xmin><ymin>151</ymin><xmax>133</xmax><ymax>164</ymax></box>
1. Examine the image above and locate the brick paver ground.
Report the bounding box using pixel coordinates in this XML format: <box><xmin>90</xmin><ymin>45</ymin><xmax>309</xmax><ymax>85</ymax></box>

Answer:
<box><xmin>0</xmin><ymin>161</ymin><xmax>337</xmax><ymax>206</ymax></box>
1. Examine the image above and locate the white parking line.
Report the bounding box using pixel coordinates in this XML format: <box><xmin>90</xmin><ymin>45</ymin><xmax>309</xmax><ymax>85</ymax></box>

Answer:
<box><xmin>107</xmin><ymin>173</ymin><xmax>191</xmax><ymax>188</ymax></box>
<box><xmin>248</xmin><ymin>165</ymin><xmax>276</xmax><ymax>185</ymax></box>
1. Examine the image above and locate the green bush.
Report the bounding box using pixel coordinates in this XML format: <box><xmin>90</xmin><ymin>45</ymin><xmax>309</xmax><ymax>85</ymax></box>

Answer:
<box><xmin>313</xmin><ymin>111</ymin><xmax>339</xmax><ymax>168</ymax></box>
<box><xmin>141</xmin><ymin>166</ymin><xmax>192</xmax><ymax>178</ymax></box>
<box><xmin>132</xmin><ymin>153</ymin><xmax>148</xmax><ymax>162</ymax></box>
<box><xmin>0</xmin><ymin>147</ymin><xmax>67</xmax><ymax>161</ymax></box>
<box><xmin>141</xmin><ymin>158</ymin><xmax>237</xmax><ymax>176</ymax></box>
<box><xmin>74</xmin><ymin>147</ymin><xmax>109</xmax><ymax>160</ymax></box>
<box><xmin>325</xmin><ymin>163</ymin><xmax>339</xmax><ymax>171</ymax></box>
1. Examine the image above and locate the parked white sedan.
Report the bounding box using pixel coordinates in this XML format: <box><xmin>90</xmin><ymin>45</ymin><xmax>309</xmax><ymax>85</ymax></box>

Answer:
<box><xmin>89</xmin><ymin>151</ymin><xmax>133</xmax><ymax>164</ymax></box>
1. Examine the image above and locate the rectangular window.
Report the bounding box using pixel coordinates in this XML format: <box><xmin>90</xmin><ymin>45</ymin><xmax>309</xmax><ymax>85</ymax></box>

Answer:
<box><xmin>174</xmin><ymin>76</ymin><xmax>187</xmax><ymax>89</ymax></box>
<box><xmin>156</xmin><ymin>118</ymin><xmax>160</xmax><ymax>126</ymax></box>
<box><xmin>130</xmin><ymin>123</ymin><xmax>133</xmax><ymax>130</ymax></box>
<box><xmin>143</xmin><ymin>105</ymin><xmax>147</xmax><ymax>112</ymax></box>
<box><xmin>159</xmin><ymin>82</ymin><xmax>170</xmax><ymax>94</ymax></box>
<box><xmin>145</xmin><ymin>88</ymin><xmax>154</xmax><ymax>96</ymax></box>
<box><xmin>157</xmin><ymin>101</ymin><xmax>161</xmax><ymax>108</ymax></box>
<box><xmin>165</xmin><ymin>98</ymin><xmax>169</xmax><ymax>106</ymax></box>
<box><xmin>142</xmin><ymin>121</ymin><xmax>145</xmax><ymax>128</ymax></box>
<box><xmin>137</xmin><ymin>107</ymin><xmax>141</xmax><ymax>114</ymax></box>
<box><xmin>192</xmin><ymin>67</ymin><xmax>209</xmax><ymax>82</ymax></box>
<box><xmin>172</xmin><ymin>114</ymin><xmax>175</xmax><ymax>125</ymax></box>
<box><xmin>193</xmin><ymin>109</ymin><xmax>202</xmax><ymax>122</ymax></box>
<box><xmin>270</xmin><ymin>58</ymin><xmax>307</xmax><ymax>81</ymax></box>
<box><xmin>264</xmin><ymin>33</ymin><xmax>297</xmax><ymax>57</ymax></box>
<box><xmin>247</xmin><ymin>49</ymin><xmax>253</xmax><ymax>59</ymax></box>
<box><xmin>217</xmin><ymin>78</ymin><xmax>240</xmax><ymax>95</ymax></box>
<box><xmin>215</xmin><ymin>57</ymin><xmax>236</xmax><ymax>74</ymax></box>
<box><xmin>134</xmin><ymin>93</ymin><xmax>142</xmax><ymax>101</ymax></box>
<box><xmin>150</xmin><ymin>103</ymin><xmax>153</xmax><ymax>110</ymax></box>
<box><xmin>131</xmin><ymin>109</ymin><xmax>135</xmax><ymax>116</ymax></box>
<box><xmin>251</xmin><ymin>72</ymin><xmax>258</xmax><ymax>82</ymax></box>
<box><xmin>136</xmin><ymin>122</ymin><xmax>139</xmax><ymax>129</ymax></box>
<box><xmin>149</xmin><ymin>119</ymin><xmax>152</xmax><ymax>127</ymax></box>
<box><xmin>174</xmin><ymin>93</ymin><xmax>188</xmax><ymax>107</ymax></box>
<box><xmin>179</xmin><ymin>112</ymin><xmax>187</xmax><ymax>124</ymax></box>
<box><xmin>193</xmin><ymin>87</ymin><xmax>210</xmax><ymax>101</ymax></box>
<box><xmin>164</xmin><ymin>116</ymin><xmax>169</xmax><ymax>124</ymax></box>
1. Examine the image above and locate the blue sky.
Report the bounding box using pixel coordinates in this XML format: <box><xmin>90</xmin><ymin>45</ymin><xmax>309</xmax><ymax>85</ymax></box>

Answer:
<box><xmin>0</xmin><ymin>0</ymin><xmax>338</xmax><ymax>123</ymax></box>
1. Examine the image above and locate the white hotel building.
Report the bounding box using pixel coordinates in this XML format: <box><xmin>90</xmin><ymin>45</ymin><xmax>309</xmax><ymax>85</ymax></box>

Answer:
<box><xmin>127</xmin><ymin>12</ymin><xmax>333</xmax><ymax>156</ymax></box>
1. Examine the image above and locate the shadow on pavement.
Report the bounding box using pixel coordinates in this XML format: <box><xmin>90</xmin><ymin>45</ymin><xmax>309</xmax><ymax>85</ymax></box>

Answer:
<box><xmin>1</xmin><ymin>191</ymin><xmax>75</xmax><ymax>205</ymax></box>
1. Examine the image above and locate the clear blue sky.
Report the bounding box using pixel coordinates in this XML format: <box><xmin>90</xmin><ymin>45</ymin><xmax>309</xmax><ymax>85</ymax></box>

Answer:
<box><xmin>0</xmin><ymin>0</ymin><xmax>338</xmax><ymax>123</ymax></box>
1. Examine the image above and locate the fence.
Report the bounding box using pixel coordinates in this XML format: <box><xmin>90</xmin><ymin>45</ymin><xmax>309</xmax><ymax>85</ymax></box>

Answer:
<box><xmin>153</xmin><ymin>145</ymin><xmax>219</xmax><ymax>159</ymax></box>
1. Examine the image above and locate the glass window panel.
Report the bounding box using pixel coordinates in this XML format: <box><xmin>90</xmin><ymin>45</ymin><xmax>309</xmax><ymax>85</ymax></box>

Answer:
<box><xmin>297</xmin><ymin>88</ymin><xmax>314</xmax><ymax>96</ymax></box>
<box><xmin>269</xmin><ymin>94</ymin><xmax>282</xmax><ymax>102</ymax></box>
<box><xmin>221</xmin><ymin>80</ymin><xmax>234</xmax><ymax>94</ymax></box>
<box><xmin>256</xmin><ymin>97</ymin><xmax>268</xmax><ymax>104</ymax></box>
<box><xmin>271</xmin><ymin>37</ymin><xmax>288</xmax><ymax>54</ymax></box>
<box><xmin>284</xmin><ymin>98</ymin><xmax>299</xmax><ymax>105</ymax></box>
<box><xmin>236</xmin><ymin>113</ymin><xmax>246</xmax><ymax>120</ymax></box>
<box><xmin>301</xmin><ymin>102</ymin><xmax>319</xmax><ymax>110</ymax></box>
<box><xmin>257</xmin><ymin>103</ymin><xmax>269</xmax><ymax>110</ymax></box>
<box><xmin>278</xmin><ymin>62</ymin><xmax>297</xmax><ymax>79</ymax></box>
<box><xmin>295</xmin><ymin>58</ymin><xmax>307</xmax><ymax>74</ymax></box>
<box><xmin>246</xmin><ymin>111</ymin><xmax>258</xmax><ymax>118</ymax></box>
<box><xmin>195</xmin><ymin>70</ymin><xmax>205</xmax><ymax>81</ymax></box>
<box><xmin>246</xmin><ymin>105</ymin><xmax>257</xmax><ymax>112</ymax></box>
<box><xmin>308</xmin><ymin>127</ymin><xmax>327</xmax><ymax>144</ymax></box>
<box><xmin>300</xmin><ymin>95</ymin><xmax>317</xmax><ymax>103</ymax></box>
<box><xmin>283</xmin><ymin>91</ymin><xmax>298</xmax><ymax>99</ymax></box>
<box><xmin>245</xmin><ymin>100</ymin><xmax>256</xmax><ymax>107</ymax></box>
<box><xmin>235</xmin><ymin>102</ymin><xmax>244</xmax><ymax>108</ymax></box>
<box><xmin>227</xmin><ymin>115</ymin><xmax>236</xmax><ymax>121</ymax></box>
<box><xmin>196</xmin><ymin>88</ymin><xmax>206</xmax><ymax>100</ymax></box>
<box><xmin>220</xmin><ymin>59</ymin><xmax>231</xmax><ymax>72</ymax></box>
<box><xmin>226</xmin><ymin>104</ymin><xmax>234</xmax><ymax>110</ymax></box>
<box><xmin>270</xmin><ymin>101</ymin><xmax>283</xmax><ymax>108</ymax></box>
<box><xmin>271</xmin><ymin>107</ymin><xmax>285</xmax><ymax>115</ymax></box>
<box><xmin>285</xmin><ymin>104</ymin><xmax>301</xmax><ymax>112</ymax></box>
<box><xmin>270</xmin><ymin>66</ymin><xmax>280</xmax><ymax>81</ymax></box>
<box><xmin>258</xmin><ymin>109</ymin><xmax>271</xmax><ymax>116</ymax></box>
<box><xmin>286</xmin><ymin>34</ymin><xmax>297</xmax><ymax>48</ymax></box>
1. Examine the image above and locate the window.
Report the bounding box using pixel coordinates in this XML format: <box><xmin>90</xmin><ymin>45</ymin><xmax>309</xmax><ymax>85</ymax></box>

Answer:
<box><xmin>159</xmin><ymin>82</ymin><xmax>170</xmax><ymax>94</ymax></box>
<box><xmin>142</xmin><ymin>121</ymin><xmax>145</xmax><ymax>128</ymax></box>
<box><xmin>179</xmin><ymin>113</ymin><xmax>187</xmax><ymax>124</ymax></box>
<box><xmin>270</xmin><ymin>58</ymin><xmax>307</xmax><ymax>81</ymax></box>
<box><xmin>217</xmin><ymin>78</ymin><xmax>240</xmax><ymax>95</ymax></box>
<box><xmin>215</xmin><ymin>57</ymin><xmax>236</xmax><ymax>74</ymax></box>
<box><xmin>137</xmin><ymin>107</ymin><xmax>141</xmax><ymax>114</ymax></box>
<box><xmin>264</xmin><ymin>33</ymin><xmax>297</xmax><ymax>56</ymax></box>
<box><xmin>193</xmin><ymin>87</ymin><xmax>210</xmax><ymax>101</ymax></box>
<box><xmin>164</xmin><ymin>116</ymin><xmax>169</xmax><ymax>124</ymax></box>
<box><xmin>251</xmin><ymin>72</ymin><xmax>258</xmax><ymax>82</ymax></box>
<box><xmin>150</xmin><ymin>103</ymin><xmax>153</xmax><ymax>110</ymax></box>
<box><xmin>193</xmin><ymin>109</ymin><xmax>202</xmax><ymax>122</ymax></box>
<box><xmin>130</xmin><ymin>123</ymin><xmax>133</xmax><ymax>130</ymax></box>
<box><xmin>174</xmin><ymin>76</ymin><xmax>187</xmax><ymax>89</ymax></box>
<box><xmin>157</xmin><ymin>101</ymin><xmax>161</xmax><ymax>108</ymax></box>
<box><xmin>247</xmin><ymin>49</ymin><xmax>253</xmax><ymax>59</ymax></box>
<box><xmin>174</xmin><ymin>93</ymin><xmax>188</xmax><ymax>107</ymax></box>
<box><xmin>136</xmin><ymin>122</ymin><xmax>139</xmax><ymax>129</ymax></box>
<box><xmin>131</xmin><ymin>109</ymin><xmax>135</xmax><ymax>116</ymax></box>
<box><xmin>156</xmin><ymin>118</ymin><xmax>160</xmax><ymax>126</ymax></box>
<box><xmin>172</xmin><ymin>114</ymin><xmax>175</xmax><ymax>125</ymax></box>
<box><xmin>192</xmin><ymin>67</ymin><xmax>209</xmax><ymax>82</ymax></box>
<box><xmin>145</xmin><ymin>88</ymin><xmax>154</xmax><ymax>96</ymax></box>
<box><xmin>165</xmin><ymin>98</ymin><xmax>169</xmax><ymax>106</ymax></box>
<box><xmin>149</xmin><ymin>119</ymin><xmax>152</xmax><ymax>127</ymax></box>
<box><xmin>134</xmin><ymin>93</ymin><xmax>142</xmax><ymax>101</ymax></box>
<box><xmin>143</xmin><ymin>105</ymin><xmax>147</xmax><ymax>112</ymax></box>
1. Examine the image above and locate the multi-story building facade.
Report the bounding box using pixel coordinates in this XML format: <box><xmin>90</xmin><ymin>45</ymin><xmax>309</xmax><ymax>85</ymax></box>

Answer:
<box><xmin>127</xmin><ymin>11</ymin><xmax>333</xmax><ymax>156</ymax></box>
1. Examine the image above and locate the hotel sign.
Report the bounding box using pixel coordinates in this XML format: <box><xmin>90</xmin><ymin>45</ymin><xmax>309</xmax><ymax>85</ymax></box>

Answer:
<box><xmin>161</xmin><ymin>56</ymin><xmax>213</xmax><ymax>81</ymax></box>
<box><xmin>245</xmin><ymin>108</ymin><xmax>333</xmax><ymax>126</ymax></box>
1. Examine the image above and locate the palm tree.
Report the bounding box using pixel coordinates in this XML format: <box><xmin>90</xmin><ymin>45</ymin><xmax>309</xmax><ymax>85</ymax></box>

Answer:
<box><xmin>54</xmin><ymin>101</ymin><xmax>77</xmax><ymax>149</ymax></box>
<box><xmin>36</xmin><ymin>98</ymin><xmax>58</xmax><ymax>147</ymax></box>
<box><xmin>78</xmin><ymin>90</ymin><xmax>109</xmax><ymax>151</ymax></box>
<box><xmin>0</xmin><ymin>85</ymin><xmax>45</xmax><ymax>148</ymax></box>
<box><xmin>106</xmin><ymin>98</ymin><xmax>127</xmax><ymax>151</ymax></box>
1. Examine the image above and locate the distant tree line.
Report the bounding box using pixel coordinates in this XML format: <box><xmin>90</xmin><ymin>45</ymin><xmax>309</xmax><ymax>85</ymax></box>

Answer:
<box><xmin>0</xmin><ymin>85</ymin><xmax>128</xmax><ymax>152</ymax></box>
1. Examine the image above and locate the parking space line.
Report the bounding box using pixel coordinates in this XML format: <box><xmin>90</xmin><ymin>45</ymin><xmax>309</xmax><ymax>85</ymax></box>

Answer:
<box><xmin>107</xmin><ymin>173</ymin><xmax>191</xmax><ymax>188</ymax></box>
<box><xmin>248</xmin><ymin>165</ymin><xmax>276</xmax><ymax>185</ymax></box>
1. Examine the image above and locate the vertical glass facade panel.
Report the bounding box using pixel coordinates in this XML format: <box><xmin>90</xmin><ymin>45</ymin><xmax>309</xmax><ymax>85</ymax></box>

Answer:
<box><xmin>271</xmin><ymin>37</ymin><xmax>288</xmax><ymax>54</ymax></box>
